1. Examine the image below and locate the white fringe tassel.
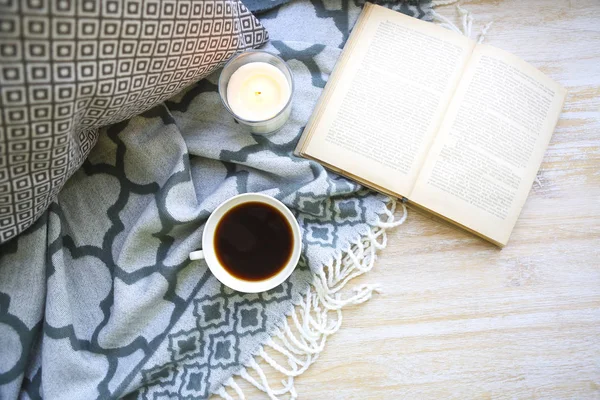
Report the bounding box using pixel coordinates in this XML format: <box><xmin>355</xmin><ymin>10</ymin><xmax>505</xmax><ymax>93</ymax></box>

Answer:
<box><xmin>431</xmin><ymin>1</ymin><xmax>493</xmax><ymax>43</ymax></box>
<box><xmin>215</xmin><ymin>5</ymin><xmax>493</xmax><ymax>398</ymax></box>
<box><xmin>214</xmin><ymin>199</ymin><xmax>407</xmax><ymax>399</ymax></box>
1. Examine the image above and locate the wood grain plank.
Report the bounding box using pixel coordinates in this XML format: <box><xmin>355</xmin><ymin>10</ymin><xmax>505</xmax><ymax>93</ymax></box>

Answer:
<box><xmin>226</xmin><ymin>1</ymin><xmax>600</xmax><ymax>398</ymax></box>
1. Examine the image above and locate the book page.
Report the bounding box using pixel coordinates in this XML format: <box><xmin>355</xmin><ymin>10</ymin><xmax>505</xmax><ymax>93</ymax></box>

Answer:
<box><xmin>299</xmin><ymin>4</ymin><xmax>475</xmax><ymax>197</ymax></box>
<box><xmin>411</xmin><ymin>44</ymin><xmax>566</xmax><ymax>246</ymax></box>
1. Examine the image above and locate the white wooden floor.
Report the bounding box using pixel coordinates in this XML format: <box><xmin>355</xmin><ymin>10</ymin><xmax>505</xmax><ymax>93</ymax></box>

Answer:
<box><xmin>228</xmin><ymin>0</ymin><xmax>600</xmax><ymax>398</ymax></box>
<box><xmin>290</xmin><ymin>0</ymin><xmax>600</xmax><ymax>398</ymax></box>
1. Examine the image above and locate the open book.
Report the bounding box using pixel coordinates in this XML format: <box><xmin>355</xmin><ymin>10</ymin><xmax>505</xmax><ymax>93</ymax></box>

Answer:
<box><xmin>295</xmin><ymin>3</ymin><xmax>566</xmax><ymax>247</ymax></box>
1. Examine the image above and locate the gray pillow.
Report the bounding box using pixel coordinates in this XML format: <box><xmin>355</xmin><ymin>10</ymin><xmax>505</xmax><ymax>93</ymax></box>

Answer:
<box><xmin>0</xmin><ymin>0</ymin><xmax>268</xmax><ymax>243</ymax></box>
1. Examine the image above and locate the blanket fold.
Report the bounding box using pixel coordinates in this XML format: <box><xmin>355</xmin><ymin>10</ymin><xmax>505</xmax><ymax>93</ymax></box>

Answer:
<box><xmin>0</xmin><ymin>0</ymin><xmax>430</xmax><ymax>398</ymax></box>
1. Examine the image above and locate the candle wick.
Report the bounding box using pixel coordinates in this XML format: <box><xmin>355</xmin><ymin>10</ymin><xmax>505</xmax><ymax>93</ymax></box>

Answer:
<box><xmin>255</xmin><ymin>91</ymin><xmax>261</xmax><ymax>95</ymax></box>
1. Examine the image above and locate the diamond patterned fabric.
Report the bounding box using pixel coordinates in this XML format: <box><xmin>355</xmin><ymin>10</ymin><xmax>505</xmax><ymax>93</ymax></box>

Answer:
<box><xmin>0</xmin><ymin>0</ymin><xmax>268</xmax><ymax>243</ymax></box>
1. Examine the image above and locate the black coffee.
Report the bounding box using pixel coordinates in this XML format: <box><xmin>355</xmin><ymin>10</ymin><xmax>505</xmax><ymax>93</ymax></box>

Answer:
<box><xmin>214</xmin><ymin>202</ymin><xmax>294</xmax><ymax>281</ymax></box>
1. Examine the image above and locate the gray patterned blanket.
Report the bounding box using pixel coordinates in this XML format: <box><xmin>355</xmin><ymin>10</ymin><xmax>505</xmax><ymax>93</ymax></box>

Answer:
<box><xmin>0</xmin><ymin>0</ymin><xmax>429</xmax><ymax>398</ymax></box>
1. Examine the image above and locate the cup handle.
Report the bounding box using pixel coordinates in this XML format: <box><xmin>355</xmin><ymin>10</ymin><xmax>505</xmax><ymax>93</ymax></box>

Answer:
<box><xmin>189</xmin><ymin>250</ymin><xmax>204</xmax><ymax>261</ymax></box>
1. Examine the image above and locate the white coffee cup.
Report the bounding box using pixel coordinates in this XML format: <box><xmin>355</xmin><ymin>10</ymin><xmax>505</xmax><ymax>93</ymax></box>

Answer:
<box><xmin>189</xmin><ymin>193</ymin><xmax>302</xmax><ymax>293</ymax></box>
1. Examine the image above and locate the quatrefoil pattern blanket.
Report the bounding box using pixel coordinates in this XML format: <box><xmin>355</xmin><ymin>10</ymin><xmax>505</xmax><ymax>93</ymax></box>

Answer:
<box><xmin>0</xmin><ymin>0</ymin><xmax>430</xmax><ymax>398</ymax></box>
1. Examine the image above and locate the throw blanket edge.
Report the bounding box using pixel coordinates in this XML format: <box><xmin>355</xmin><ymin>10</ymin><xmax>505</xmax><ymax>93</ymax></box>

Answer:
<box><xmin>212</xmin><ymin>198</ymin><xmax>408</xmax><ymax>399</ymax></box>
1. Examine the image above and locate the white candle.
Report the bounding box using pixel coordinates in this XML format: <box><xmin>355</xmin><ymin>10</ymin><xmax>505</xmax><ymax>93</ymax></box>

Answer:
<box><xmin>226</xmin><ymin>62</ymin><xmax>291</xmax><ymax>122</ymax></box>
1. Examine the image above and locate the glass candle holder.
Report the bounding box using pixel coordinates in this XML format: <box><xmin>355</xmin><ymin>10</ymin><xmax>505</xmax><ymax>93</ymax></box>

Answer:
<box><xmin>219</xmin><ymin>50</ymin><xmax>294</xmax><ymax>135</ymax></box>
